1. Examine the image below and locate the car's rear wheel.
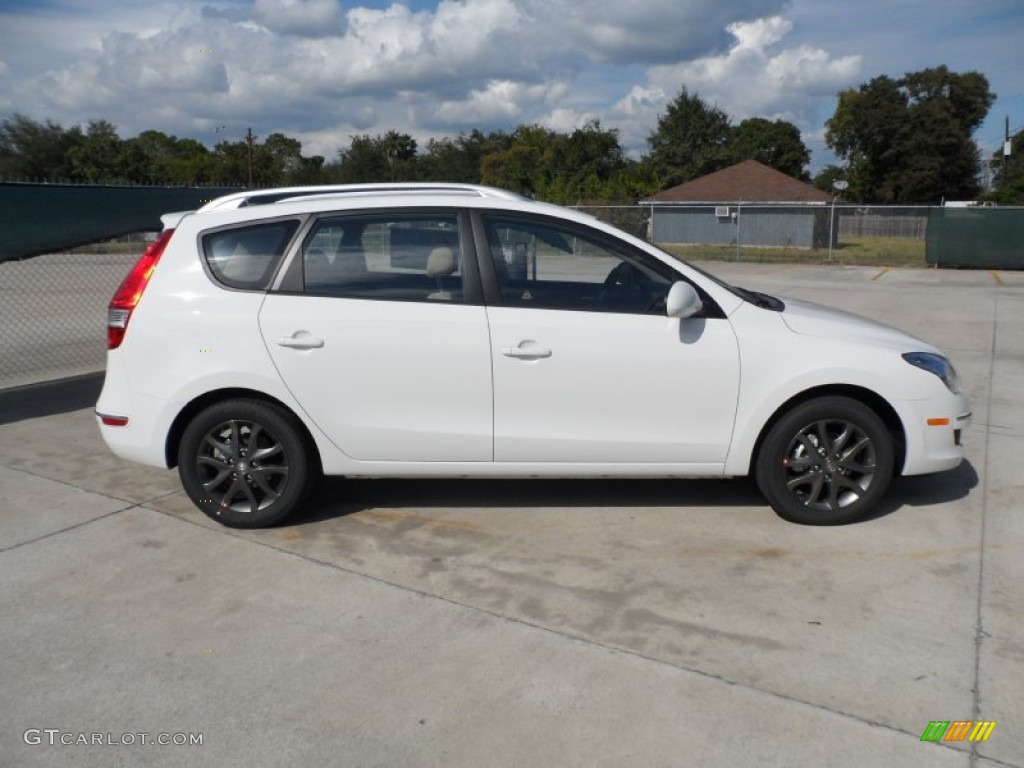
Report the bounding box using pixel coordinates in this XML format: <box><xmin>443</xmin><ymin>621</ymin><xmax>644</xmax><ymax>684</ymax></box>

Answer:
<box><xmin>178</xmin><ymin>399</ymin><xmax>315</xmax><ymax>528</ymax></box>
<box><xmin>756</xmin><ymin>396</ymin><xmax>894</xmax><ymax>525</ymax></box>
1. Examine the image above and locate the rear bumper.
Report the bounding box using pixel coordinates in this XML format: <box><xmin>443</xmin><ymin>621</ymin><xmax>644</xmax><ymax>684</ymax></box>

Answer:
<box><xmin>95</xmin><ymin>357</ymin><xmax>177</xmax><ymax>469</ymax></box>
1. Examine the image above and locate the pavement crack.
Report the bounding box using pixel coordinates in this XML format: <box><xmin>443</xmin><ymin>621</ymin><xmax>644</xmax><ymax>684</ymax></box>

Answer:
<box><xmin>969</xmin><ymin>290</ymin><xmax>999</xmax><ymax>768</ymax></box>
<box><xmin>0</xmin><ymin>504</ymin><xmax>140</xmax><ymax>554</ymax></box>
<box><xmin>977</xmin><ymin>756</ymin><xmax>1021</xmax><ymax>768</ymax></box>
<box><xmin>0</xmin><ymin>462</ymin><xmax>179</xmax><ymax>505</ymax></box>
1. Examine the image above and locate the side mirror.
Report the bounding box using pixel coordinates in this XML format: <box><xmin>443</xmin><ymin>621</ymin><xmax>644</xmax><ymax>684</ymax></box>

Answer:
<box><xmin>665</xmin><ymin>281</ymin><xmax>703</xmax><ymax>319</ymax></box>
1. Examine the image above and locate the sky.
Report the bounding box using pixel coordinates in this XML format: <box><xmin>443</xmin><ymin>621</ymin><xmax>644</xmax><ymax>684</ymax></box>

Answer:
<box><xmin>0</xmin><ymin>0</ymin><xmax>1021</xmax><ymax>176</ymax></box>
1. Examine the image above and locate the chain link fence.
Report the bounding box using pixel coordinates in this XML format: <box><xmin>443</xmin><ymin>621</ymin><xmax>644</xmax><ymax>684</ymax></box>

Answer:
<box><xmin>0</xmin><ymin>238</ymin><xmax>147</xmax><ymax>390</ymax></box>
<box><xmin>574</xmin><ymin>203</ymin><xmax>936</xmax><ymax>266</ymax></box>
<box><xmin>569</xmin><ymin>205</ymin><xmax>652</xmax><ymax>241</ymax></box>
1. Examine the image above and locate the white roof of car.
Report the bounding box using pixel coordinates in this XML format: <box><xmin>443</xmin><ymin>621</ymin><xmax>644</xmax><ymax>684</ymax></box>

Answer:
<box><xmin>196</xmin><ymin>183</ymin><xmax>530</xmax><ymax>212</ymax></box>
<box><xmin>160</xmin><ymin>183</ymin><xmax>603</xmax><ymax>234</ymax></box>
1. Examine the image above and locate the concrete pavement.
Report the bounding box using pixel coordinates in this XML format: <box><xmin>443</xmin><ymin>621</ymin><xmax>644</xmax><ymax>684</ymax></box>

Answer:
<box><xmin>1</xmin><ymin>262</ymin><xmax>1021</xmax><ymax>767</ymax></box>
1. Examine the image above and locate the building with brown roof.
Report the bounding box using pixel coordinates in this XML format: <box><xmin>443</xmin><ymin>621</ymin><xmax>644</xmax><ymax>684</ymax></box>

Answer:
<box><xmin>642</xmin><ymin>159</ymin><xmax>836</xmax><ymax>249</ymax></box>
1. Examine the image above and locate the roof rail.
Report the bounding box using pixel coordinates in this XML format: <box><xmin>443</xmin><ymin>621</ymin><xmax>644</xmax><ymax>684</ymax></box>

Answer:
<box><xmin>197</xmin><ymin>183</ymin><xmax>528</xmax><ymax>211</ymax></box>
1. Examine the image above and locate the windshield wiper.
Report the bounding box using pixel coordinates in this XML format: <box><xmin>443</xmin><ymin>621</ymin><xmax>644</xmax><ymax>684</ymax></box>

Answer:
<box><xmin>737</xmin><ymin>287</ymin><xmax>785</xmax><ymax>312</ymax></box>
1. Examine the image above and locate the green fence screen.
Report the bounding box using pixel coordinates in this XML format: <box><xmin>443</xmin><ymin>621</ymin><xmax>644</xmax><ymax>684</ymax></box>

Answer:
<box><xmin>926</xmin><ymin>207</ymin><xmax>1024</xmax><ymax>269</ymax></box>
<box><xmin>0</xmin><ymin>182</ymin><xmax>244</xmax><ymax>262</ymax></box>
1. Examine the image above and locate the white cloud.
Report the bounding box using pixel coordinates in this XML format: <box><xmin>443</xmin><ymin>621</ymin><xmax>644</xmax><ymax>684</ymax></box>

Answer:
<box><xmin>519</xmin><ymin>0</ymin><xmax>788</xmax><ymax>65</ymax></box>
<box><xmin>539</xmin><ymin>107</ymin><xmax>600</xmax><ymax>134</ymax></box>
<box><xmin>428</xmin><ymin>79</ymin><xmax>569</xmax><ymax>125</ymax></box>
<box><xmin>607</xmin><ymin>15</ymin><xmax>862</xmax><ymax>155</ymax></box>
<box><xmin>289</xmin><ymin>125</ymin><xmax>361</xmax><ymax>158</ymax></box>
<box><xmin>252</xmin><ymin>0</ymin><xmax>343</xmax><ymax>36</ymax></box>
<box><xmin>765</xmin><ymin>45</ymin><xmax>862</xmax><ymax>90</ymax></box>
<box><xmin>729</xmin><ymin>14</ymin><xmax>790</xmax><ymax>49</ymax></box>
<box><xmin>614</xmin><ymin>85</ymin><xmax>667</xmax><ymax>117</ymax></box>
<box><xmin>649</xmin><ymin>16</ymin><xmax>861</xmax><ymax>117</ymax></box>
<box><xmin>30</xmin><ymin>20</ymin><xmax>246</xmax><ymax>119</ymax></box>
<box><xmin>247</xmin><ymin>0</ymin><xmax>526</xmax><ymax>99</ymax></box>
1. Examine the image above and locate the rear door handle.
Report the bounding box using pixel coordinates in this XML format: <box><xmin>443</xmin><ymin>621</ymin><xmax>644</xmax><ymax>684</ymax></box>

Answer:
<box><xmin>277</xmin><ymin>336</ymin><xmax>324</xmax><ymax>350</ymax></box>
<box><xmin>502</xmin><ymin>345</ymin><xmax>552</xmax><ymax>359</ymax></box>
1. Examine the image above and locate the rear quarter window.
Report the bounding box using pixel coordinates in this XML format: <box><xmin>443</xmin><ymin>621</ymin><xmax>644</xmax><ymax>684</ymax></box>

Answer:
<box><xmin>202</xmin><ymin>220</ymin><xmax>300</xmax><ymax>290</ymax></box>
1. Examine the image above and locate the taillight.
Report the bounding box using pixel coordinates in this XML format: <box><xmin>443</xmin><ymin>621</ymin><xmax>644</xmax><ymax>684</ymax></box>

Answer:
<box><xmin>107</xmin><ymin>229</ymin><xmax>175</xmax><ymax>349</ymax></box>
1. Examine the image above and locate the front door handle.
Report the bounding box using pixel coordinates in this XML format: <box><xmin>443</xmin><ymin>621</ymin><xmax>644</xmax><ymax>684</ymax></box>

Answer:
<box><xmin>502</xmin><ymin>344</ymin><xmax>552</xmax><ymax>359</ymax></box>
<box><xmin>277</xmin><ymin>335</ymin><xmax>324</xmax><ymax>350</ymax></box>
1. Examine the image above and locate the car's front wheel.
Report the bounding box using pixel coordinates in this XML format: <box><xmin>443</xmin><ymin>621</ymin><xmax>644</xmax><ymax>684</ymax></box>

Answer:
<box><xmin>178</xmin><ymin>399</ymin><xmax>316</xmax><ymax>528</ymax></box>
<box><xmin>756</xmin><ymin>396</ymin><xmax>894</xmax><ymax>525</ymax></box>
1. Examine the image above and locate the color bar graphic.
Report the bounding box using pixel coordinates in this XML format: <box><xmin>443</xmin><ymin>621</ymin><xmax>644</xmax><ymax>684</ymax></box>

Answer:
<box><xmin>920</xmin><ymin>720</ymin><xmax>997</xmax><ymax>742</ymax></box>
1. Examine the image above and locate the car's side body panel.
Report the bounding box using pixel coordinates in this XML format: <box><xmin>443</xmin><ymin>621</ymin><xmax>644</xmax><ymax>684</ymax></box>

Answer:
<box><xmin>259</xmin><ymin>295</ymin><xmax>494</xmax><ymax>462</ymax></box>
<box><xmin>486</xmin><ymin>306</ymin><xmax>740</xmax><ymax>463</ymax></box>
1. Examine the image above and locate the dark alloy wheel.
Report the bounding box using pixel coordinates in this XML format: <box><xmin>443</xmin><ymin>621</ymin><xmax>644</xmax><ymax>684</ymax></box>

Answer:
<box><xmin>178</xmin><ymin>399</ymin><xmax>316</xmax><ymax>528</ymax></box>
<box><xmin>756</xmin><ymin>396</ymin><xmax>894</xmax><ymax>525</ymax></box>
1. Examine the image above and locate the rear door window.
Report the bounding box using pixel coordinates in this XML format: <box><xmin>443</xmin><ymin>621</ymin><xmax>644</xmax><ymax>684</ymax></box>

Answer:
<box><xmin>202</xmin><ymin>220</ymin><xmax>300</xmax><ymax>290</ymax></box>
<box><xmin>302</xmin><ymin>213</ymin><xmax>463</xmax><ymax>302</ymax></box>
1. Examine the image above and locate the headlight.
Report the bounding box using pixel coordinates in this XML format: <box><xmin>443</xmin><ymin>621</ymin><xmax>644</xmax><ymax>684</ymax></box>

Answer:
<box><xmin>902</xmin><ymin>352</ymin><xmax>960</xmax><ymax>393</ymax></box>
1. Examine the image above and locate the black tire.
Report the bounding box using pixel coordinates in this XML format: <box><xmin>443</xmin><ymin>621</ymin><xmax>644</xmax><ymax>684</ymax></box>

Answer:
<box><xmin>178</xmin><ymin>399</ymin><xmax>316</xmax><ymax>528</ymax></box>
<box><xmin>755</xmin><ymin>396</ymin><xmax>894</xmax><ymax>525</ymax></box>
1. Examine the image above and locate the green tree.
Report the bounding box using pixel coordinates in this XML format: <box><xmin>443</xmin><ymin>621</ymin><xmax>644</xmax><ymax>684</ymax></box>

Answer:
<box><xmin>479</xmin><ymin>124</ymin><xmax>556</xmax><ymax>195</ymax></box>
<box><xmin>336</xmin><ymin>131</ymin><xmax>418</xmax><ymax>183</ymax></box>
<box><xmin>477</xmin><ymin>122</ymin><xmax>636</xmax><ymax>203</ymax></box>
<box><xmin>66</xmin><ymin>120</ymin><xmax>131</xmax><ymax>183</ymax></box>
<box><xmin>254</xmin><ymin>132</ymin><xmax>328</xmax><ymax>185</ymax></box>
<box><xmin>380</xmin><ymin>130</ymin><xmax>418</xmax><ymax>181</ymax></box>
<box><xmin>128</xmin><ymin>130</ymin><xmax>213</xmax><ymax>184</ymax></box>
<box><xmin>985</xmin><ymin>128</ymin><xmax>1024</xmax><ymax>204</ymax></box>
<box><xmin>812</xmin><ymin>164</ymin><xmax>848</xmax><ymax>195</ymax></box>
<box><xmin>0</xmin><ymin>114</ymin><xmax>84</xmax><ymax>180</ymax></box>
<box><xmin>207</xmin><ymin>131</ymin><xmax>327</xmax><ymax>186</ymax></box>
<box><xmin>824</xmin><ymin>66</ymin><xmax>995</xmax><ymax>202</ymax></box>
<box><xmin>538</xmin><ymin>120</ymin><xmax>627</xmax><ymax>203</ymax></box>
<box><xmin>0</xmin><ymin>117</ymin><xmax>336</xmax><ymax>186</ymax></box>
<box><xmin>286</xmin><ymin>154</ymin><xmax>328</xmax><ymax>185</ymax></box>
<box><xmin>418</xmin><ymin>130</ymin><xmax>493</xmax><ymax>183</ymax></box>
<box><xmin>336</xmin><ymin>135</ymin><xmax>387</xmax><ymax>182</ymax></box>
<box><xmin>210</xmin><ymin>139</ymin><xmax>252</xmax><ymax>185</ymax></box>
<box><xmin>259</xmin><ymin>132</ymin><xmax>304</xmax><ymax>182</ymax></box>
<box><xmin>481</xmin><ymin>143</ymin><xmax>544</xmax><ymax>195</ymax></box>
<box><xmin>727</xmin><ymin>118</ymin><xmax>810</xmax><ymax>180</ymax></box>
<box><xmin>130</xmin><ymin>129</ymin><xmax>179</xmax><ymax>179</ymax></box>
<box><xmin>646</xmin><ymin>88</ymin><xmax>732</xmax><ymax>187</ymax></box>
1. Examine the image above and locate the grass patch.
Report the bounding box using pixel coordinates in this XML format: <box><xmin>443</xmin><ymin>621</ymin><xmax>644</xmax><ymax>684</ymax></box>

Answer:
<box><xmin>659</xmin><ymin>237</ymin><xmax>927</xmax><ymax>268</ymax></box>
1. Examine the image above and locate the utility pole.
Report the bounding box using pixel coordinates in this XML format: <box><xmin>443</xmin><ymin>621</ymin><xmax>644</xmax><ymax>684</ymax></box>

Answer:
<box><xmin>242</xmin><ymin>128</ymin><xmax>252</xmax><ymax>189</ymax></box>
<box><xmin>1004</xmin><ymin>115</ymin><xmax>1011</xmax><ymax>189</ymax></box>
<box><xmin>829</xmin><ymin>180</ymin><xmax>848</xmax><ymax>262</ymax></box>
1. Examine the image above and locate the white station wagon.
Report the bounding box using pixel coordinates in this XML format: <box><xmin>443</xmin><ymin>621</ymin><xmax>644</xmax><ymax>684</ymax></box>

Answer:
<box><xmin>97</xmin><ymin>183</ymin><xmax>970</xmax><ymax>528</ymax></box>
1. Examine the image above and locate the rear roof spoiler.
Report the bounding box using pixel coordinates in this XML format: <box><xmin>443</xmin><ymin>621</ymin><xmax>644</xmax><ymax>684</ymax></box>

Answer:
<box><xmin>160</xmin><ymin>211</ymin><xmax>192</xmax><ymax>230</ymax></box>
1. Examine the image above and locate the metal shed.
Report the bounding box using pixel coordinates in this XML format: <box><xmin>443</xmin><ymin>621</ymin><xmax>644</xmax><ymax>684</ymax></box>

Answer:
<box><xmin>642</xmin><ymin>160</ymin><xmax>835</xmax><ymax>249</ymax></box>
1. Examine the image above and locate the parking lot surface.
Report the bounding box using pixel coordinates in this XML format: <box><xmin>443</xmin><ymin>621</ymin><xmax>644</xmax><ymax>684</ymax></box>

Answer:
<box><xmin>1</xmin><ymin>262</ymin><xmax>1021</xmax><ymax>767</ymax></box>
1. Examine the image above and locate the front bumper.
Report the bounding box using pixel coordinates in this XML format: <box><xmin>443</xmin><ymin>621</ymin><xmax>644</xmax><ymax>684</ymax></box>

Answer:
<box><xmin>897</xmin><ymin>390</ymin><xmax>971</xmax><ymax>476</ymax></box>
